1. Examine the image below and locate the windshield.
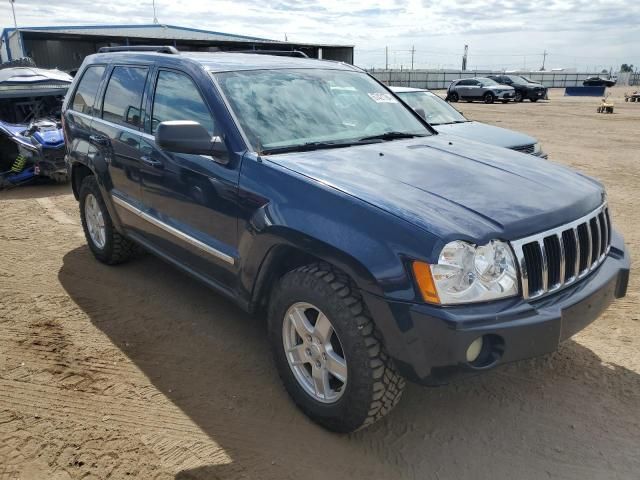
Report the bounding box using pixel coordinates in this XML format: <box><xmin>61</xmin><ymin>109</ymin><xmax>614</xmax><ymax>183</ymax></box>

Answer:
<box><xmin>476</xmin><ymin>77</ymin><xmax>499</xmax><ymax>86</ymax></box>
<box><xmin>519</xmin><ymin>76</ymin><xmax>536</xmax><ymax>83</ymax></box>
<box><xmin>506</xmin><ymin>75</ymin><xmax>528</xmax><ymax>85</ymax></box>
<box><xmin>214</xmin><ymin>69</ymin><xmax>430</xmax><ymax>153</ymax></box>
<box><xmin>397</xmin><ymin>91</ymin><xmax>467</xmax><ymax>125</ymax></box>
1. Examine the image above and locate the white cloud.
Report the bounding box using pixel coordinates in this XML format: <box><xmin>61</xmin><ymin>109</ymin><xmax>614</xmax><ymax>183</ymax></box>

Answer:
<box><xmin>2</xmin><ymin>0</ymin><xmax>638</xmax><ymax>71</ymax></box>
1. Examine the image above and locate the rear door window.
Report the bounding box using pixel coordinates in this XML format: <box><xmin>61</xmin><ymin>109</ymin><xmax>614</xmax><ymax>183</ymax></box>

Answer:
<box><xmin>71</xmin><ymin>65</ymin><xmax>106</xmax><ymax>115</ymax></box>
<box><xmin>150</xmin><ymin>70</ymin><xmax>214</xmax><ymax>134</ymax></box>
<box><xmin>102</xmin><ymin>66</ymin><xmax>149</xmax><ymax>129</ymax></box>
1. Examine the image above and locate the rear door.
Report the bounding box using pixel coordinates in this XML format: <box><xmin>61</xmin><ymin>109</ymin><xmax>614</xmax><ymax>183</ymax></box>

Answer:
<box><xmin>456</xmin><ymin>79</ymin><xmax>473</xmax><ymax>99</ymax></box>
<box><xmin>89</xmin><ymin>64</ymin><xmax>150</xmax><ymax>233</ymax></box>
<box><xmin>64</xmin><ymin>64</ymin><xmax>106</xmax><ymax>174</ymax></box>
<box><xmin>137</xmin><ymin>68</ymin><xmax>240</xmax><ymax>288</ymax></box>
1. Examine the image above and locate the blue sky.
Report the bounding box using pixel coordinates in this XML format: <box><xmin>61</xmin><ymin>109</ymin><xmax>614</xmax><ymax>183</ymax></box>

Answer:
<box><xmin>2</xmin><ymin>0</ymin><xmax>638</xmax><ymax>71</ymax></box>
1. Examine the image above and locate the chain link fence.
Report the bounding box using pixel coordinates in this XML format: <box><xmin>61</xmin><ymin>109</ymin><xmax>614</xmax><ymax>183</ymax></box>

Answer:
<box><xmin>367</xmin><ymin>69</ymin><xmax>608</xmax><ymax>90</ymax></box>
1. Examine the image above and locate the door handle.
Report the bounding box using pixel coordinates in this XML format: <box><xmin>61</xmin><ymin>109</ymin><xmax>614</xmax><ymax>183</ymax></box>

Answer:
<box><xmin>89</xmin><ymin>134</ymin><xmax>109</xmax><ymax>146</ymax></box>
<box><xmin>140</xmin><ymin>155</ymin><xmax>163</xmax><ymax>168</ymax></box>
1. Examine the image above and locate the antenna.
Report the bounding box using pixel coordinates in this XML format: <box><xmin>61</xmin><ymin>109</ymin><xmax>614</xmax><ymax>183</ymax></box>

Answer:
<box><xmin>152</xmin><ymin>0</ymin><xmax>159</xmax><ymax>24</ymax></box>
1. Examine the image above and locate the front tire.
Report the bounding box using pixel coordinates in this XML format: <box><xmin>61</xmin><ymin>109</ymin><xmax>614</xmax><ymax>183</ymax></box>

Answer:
<box><xmin>268</xmin><ymin>264</ymin><xmax>405</xmax><ymax>433</ymax></box>
<box><xmin>483</xmin><ymin>92</ymin><xmax>495</xmax><ymax>104</ymax></box>
<box><xmin>530</xmin><ymin>98</ymin><xmax>538</xmax><ymax>102</ymax></box>
<box><xmin>448</xmin><ymin>91</ymin><xmax>459</xmax><ymax>102</ymax></box>
<box><xmin>515</xmin><ymin>91</ymin><xmax>524</xmax><ymax>102</ymax></box>
<box><xmin>79</xmin><ymin>176</ymin><xmax>137</xmax><ymax>265</ymax></box>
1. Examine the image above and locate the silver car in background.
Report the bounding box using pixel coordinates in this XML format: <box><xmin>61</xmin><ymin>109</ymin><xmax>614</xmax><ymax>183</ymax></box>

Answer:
<box><xmin>392</xmin><ymin>86</ymin><xmax>547</xmax><ymax>158</ymax></box>
<box><xmin>446</xmin><ymin>77</ymin><xmax>515</xmax><ymax>104</ymax></box>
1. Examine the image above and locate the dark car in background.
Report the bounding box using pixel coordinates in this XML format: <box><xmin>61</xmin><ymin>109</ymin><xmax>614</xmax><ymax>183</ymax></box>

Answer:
<box><xmin>446</xmin><ymin>77</ymin><xmax>515</xmax><ymax>104</ymax></box>
<box><xmin>62</xmin><ymin>48</ymin><xmax>629</xmax><ymax>433</ymax></box>
<box><xmin>487</xmin><ymin>75</ymin><xmax>547</xmax><ymax>102</ymax></box>
<box><xmin>583</xmin><ymin>76</ymin><xmax>617</xmax><ymax>87</ymax></box>
<box><xmin>391</xmin><ymin>87</ymin><xmax>547</xmax><ymax>157</ymax></box>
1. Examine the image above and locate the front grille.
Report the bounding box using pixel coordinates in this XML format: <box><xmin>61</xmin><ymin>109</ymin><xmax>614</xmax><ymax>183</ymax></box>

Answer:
<box><xmin>511</xmin><ymin>203</ymin><xmax>611</xmax><ymax>299</ymax></box>
<box><xmin>510</xmin><ymin>144</ymin><xmax>535</xmax><ymax>155</ymax></box>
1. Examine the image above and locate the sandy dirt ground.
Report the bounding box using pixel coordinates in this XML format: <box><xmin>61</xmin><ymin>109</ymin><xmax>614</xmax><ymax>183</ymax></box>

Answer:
<box><xmin>1</xmin><ymin>87</ymin><xmax>639</xmax><ymax>479</ymax></box>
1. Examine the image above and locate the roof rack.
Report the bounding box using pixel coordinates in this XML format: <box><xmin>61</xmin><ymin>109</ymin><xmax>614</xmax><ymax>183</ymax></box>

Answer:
<box><xmin>98</xmin><ymin>46</ymin><xmax>179</xmax><ymax>54</ymax></box>
<box><xmin>233</xmin><ymin>50</ymin><xmax>309</xmax><ymax>58</ymax></box>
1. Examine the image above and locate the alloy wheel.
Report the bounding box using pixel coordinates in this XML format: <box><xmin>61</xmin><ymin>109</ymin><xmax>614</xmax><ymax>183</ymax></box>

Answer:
<box><xmin>84</xmin><ymin>193</ymin><xmax>106</xmax><ymax>249</ymax></box>
<box><xmin>282</xmin><ymin>302</ymin><xmax>348</xmax><ymax>403</ymax></box>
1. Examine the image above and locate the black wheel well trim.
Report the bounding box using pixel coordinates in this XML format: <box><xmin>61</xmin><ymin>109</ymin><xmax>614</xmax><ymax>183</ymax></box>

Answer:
<box><xmin>248</xmin><ymin>240</ymin><xmax>381</xmax><ymax>315</ymax></box>
<box><xmin>71</xmin><ymin>161</ymin><xmax>125</xmax><ymax>234</ymax></box>
<box><xmin>71</xmin><ymin>162</ymin><xmax>94</xmax><ymax>200</ymax></box>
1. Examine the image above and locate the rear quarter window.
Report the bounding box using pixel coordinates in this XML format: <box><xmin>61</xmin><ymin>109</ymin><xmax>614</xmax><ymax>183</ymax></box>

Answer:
<box><xmin>102</xmin><ymin>66</ymin><xmax>149</xmax><ymax>129</ymax></box>
<box><xmin>71</xmin><ymin>65</ymin><xmax>106</xmax><ymax>115</ymax></box>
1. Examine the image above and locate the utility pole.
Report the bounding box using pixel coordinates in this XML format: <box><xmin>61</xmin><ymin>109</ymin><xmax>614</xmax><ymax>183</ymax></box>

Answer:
<box><xmin>9</xmin><ymin>0</ymin><xmax>24</xmax><ymax>57</ymax></box>
<box><xmin>152</xmin><ymin>0</ymin><xmax>159</xmax><ymax>24</ymax></box>
<box><xmin>411</xmin><ymin>45</ymin><xmax>415</xmax><ymax>70</ymax></box>
<box><xmin>461</xmin><ymin>45</ymin><xmax>468</xmax><ymax>71</ymax></box>
<box><xmin>541</xmin><ymin>50</ymin><xmax>547</xmax><ymax>71</ymax></box>
<box><xmin>385</xmin><ymin>46</ymin><xmax>388</xmax><ymax>70</ymax></box>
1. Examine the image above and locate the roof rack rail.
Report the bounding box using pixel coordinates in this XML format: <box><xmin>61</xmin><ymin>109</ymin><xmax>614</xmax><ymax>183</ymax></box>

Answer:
<box><xmin>233</xmin><ymin>50</ymin><xmax>309</xmax><ymax>58</ymax></box>
<box><xmin>98</xmin><ymin>46</ymin><xmax>179</xmax><ymax>54</ymax></box>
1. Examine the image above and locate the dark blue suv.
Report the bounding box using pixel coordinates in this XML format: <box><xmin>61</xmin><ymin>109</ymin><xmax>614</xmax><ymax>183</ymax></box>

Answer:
<box><xmin>62</xmin><ymin>47</ymin><xmax>630</xmax><ymax>433</ymax></box>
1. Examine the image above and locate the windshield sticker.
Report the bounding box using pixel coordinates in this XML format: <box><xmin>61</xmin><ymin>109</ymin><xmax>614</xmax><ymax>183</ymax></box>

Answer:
<box><xmin>368</xmin><ymin>92</ymin><xmax>398</xmax><ymax>103</ymax></box>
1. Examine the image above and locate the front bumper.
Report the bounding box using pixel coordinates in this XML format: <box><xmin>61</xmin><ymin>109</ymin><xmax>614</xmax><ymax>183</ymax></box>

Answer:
<box><xmin>527</xmin><ymin>88</ymin><xmax>547</xmax><ymax>99</ymax></box>
<box><xmin>364</xmin><ymin>232</ymin><xmax>629</xmax><ymax>385</ymax></box>
<box><xmin>495</xmin><ymin>91</ymin><xmax>514</xmax><ymax>100</ymax></box>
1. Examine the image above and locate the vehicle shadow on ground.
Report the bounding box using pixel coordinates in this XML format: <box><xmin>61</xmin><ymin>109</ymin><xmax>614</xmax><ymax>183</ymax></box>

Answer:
<box><xmin>58</xmin><ymin>245</ymin><xmax>640</xmax><ymax>480</ymax></box>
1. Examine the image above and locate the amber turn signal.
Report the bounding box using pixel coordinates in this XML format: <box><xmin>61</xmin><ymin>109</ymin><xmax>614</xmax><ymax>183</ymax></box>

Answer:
<box><xmin>412</xmin><ymin>261</ymin><xmax>441</xmax><ymax>304</ymax></box>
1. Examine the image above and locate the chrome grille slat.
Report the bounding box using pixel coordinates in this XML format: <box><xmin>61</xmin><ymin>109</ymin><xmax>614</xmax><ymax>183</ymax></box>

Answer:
<box><xmin>557</xmin><ymin>232</ymin><xmax>566</xmax><ymax>288</ymax></box>
<box><xmin>511</xmin><ymin>203</ymin><xmax>611</xmax><ymax>300</ymax></box>
<box><xmin>585</xmin><ymin>222</ymin><xmax>593</xmax><ymax>270</ymax></box>
<box><xmin>573</xmin><ymin>227</ymin><xmax>581</xmax><ymax>280</ymax></box>
<box><xmin>539</xmin><ymin>239</ymin><xmax>549</xmax><ymax>292</ymax></box>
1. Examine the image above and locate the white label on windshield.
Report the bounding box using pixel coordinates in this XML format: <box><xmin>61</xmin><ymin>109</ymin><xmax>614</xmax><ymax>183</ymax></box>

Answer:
<box><xmin>368</xmin><ymin>92</ymin><xmax>398</xmax><ymax>103</ymax></box>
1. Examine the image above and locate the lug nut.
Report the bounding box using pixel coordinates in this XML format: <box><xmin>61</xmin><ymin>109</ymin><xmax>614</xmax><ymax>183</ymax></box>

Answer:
<box><xmin>305</xmin><ymin>348</ymin><xmax>311</xmax><ymax>357</ymax></box>
<box><xmin>306</xmin><ymin>335</ymin><xmax>312</xmax><ymax>342</ymax></box>
<box><xmin>315</xmin><ymin>360</ymin><xmax>321</xmax><ymax>368</ymax></box>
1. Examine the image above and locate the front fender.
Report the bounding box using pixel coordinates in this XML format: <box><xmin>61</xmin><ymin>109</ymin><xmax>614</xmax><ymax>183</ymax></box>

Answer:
<box><xmin>237</xmin><ymin>156</ymin><xmax>440</xmax><ymax>304</ymax></box>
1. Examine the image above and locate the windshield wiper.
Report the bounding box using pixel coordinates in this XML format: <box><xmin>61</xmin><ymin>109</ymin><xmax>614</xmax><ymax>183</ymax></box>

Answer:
<box><xmin>432</xmin><ymin>120</ymin><xmax>468</xmax><ymax>126</ymax></box>
<box><xmin>358</xmin><ymin>131</ymin><xmax>426</xmax><ymax>142</ymax></box>
<box><xmin>261</xmin><ymin>141</ymin><xmax>363</xmax><ymax>155</ymax></box>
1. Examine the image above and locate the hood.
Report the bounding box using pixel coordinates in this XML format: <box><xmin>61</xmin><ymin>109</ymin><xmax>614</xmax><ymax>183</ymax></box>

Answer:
<box><xmin>267</xmin><ymin>135</ymin><xmax>604</xmax><ymax>243</ymax></box>
<box><xmin>434</xmin><ymin>121</ymin><xmax>537</xmax><ymax>150</ymax></box>
<box><xmin>0</xmin><ymin>67</ymin><xmax>73</xmax><ymax>85</ymax></box>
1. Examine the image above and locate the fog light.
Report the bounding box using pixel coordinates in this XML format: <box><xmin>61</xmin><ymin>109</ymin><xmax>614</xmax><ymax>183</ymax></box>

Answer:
<box><xmin>466</xmin><ymin>337</ymin><xmax>484</xmax><ymax>363</ymax></box>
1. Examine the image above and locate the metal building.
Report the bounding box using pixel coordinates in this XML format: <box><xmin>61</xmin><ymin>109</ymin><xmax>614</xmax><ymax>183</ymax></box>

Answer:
<box><xmin>0</xmin><ymin>24</ymin><xmax>354</xmax><ymax>71</ymax></box>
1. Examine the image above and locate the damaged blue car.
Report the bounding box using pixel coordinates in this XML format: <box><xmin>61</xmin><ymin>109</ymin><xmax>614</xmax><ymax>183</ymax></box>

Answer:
<box><xmin>0</xmin><ymin>63</ymin><xmax>71</xmax><ymax>188</ymax></box>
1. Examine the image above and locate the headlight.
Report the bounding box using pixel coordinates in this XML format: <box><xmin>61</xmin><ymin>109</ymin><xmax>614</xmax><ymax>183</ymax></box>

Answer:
<box><xmin>413</xmin><ymin>240</ymin><xmax>519</xmax><ymax>305</ymax></box>
<box><xmin>532</xmin><ymin>143</ymin><xmax>542</xmax><ymax>154</ymax></box>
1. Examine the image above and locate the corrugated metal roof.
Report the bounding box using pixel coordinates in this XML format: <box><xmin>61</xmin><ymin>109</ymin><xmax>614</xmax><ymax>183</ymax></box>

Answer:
<box><xmin>1</xmin><ymin>24</ymin><xmax>353</xmax><ymax>48</ymax></box>
<box><xmin>10</xmin><ymin>24</ymin><xmax>278</xmax><ymax>43</ymax></box>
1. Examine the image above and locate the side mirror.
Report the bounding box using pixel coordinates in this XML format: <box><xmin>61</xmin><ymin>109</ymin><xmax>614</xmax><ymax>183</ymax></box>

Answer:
<box><xmin>155</xmin><ymin>121</ymin><xmax>228</xmax><ymax>163</ymax></box>
<box><xmin>414</xmin><ymin>107</ymin><xmax>427</xmax><ymax>120</ymax></box>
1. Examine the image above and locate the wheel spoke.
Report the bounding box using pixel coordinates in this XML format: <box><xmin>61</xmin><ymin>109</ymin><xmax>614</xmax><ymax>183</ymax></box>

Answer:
<box><xmin>326</xmin><ymin>351</ymin><xmax>347</xmax><ymax>382</ymax></box>
<box><xmin>288</xmin><ymin>307</ymin><xmax>314</xmax><ymax>339</ymax></box>
<box><xmin>312</xmin><ymin>365</ymin><xmax>330</xmax><ymax>399</ymax></box>
<box><xmin>313</xmin><ymin>312</ymin><xmax>332</xmax><ymax>344</ymax></box>
<box><xmin>287</xmin><ymin>344</ymin><xmax>308</xmax><ymax>366</ymax></box>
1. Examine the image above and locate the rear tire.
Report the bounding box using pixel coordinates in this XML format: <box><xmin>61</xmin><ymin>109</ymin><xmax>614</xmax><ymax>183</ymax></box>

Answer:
<box><xmin>79</xmin><ymin>176</ymin><xmax>137</xmax><ymax>265</ymax></box>
<box><xmin>268</xmin><ymin>263</ymin><xmax>405</xmax><ymax>433</ymax></box>
<box><xmin>483</xmin><ymin>92</ymin><xmax>495</xmax><ymax>104</ymax></box>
